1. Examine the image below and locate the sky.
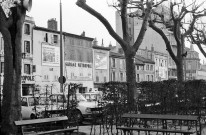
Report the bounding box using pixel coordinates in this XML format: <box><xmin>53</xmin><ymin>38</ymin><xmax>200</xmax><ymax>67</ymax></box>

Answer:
<box><xmin>27</xmin><ymin>0</ymin><xmax>117</xmax><ymax>46</ymax></box>
<box><xmin>27</xmin><ymin>0</ymin><xmax>206</xmax><ymax>63</ymax></box>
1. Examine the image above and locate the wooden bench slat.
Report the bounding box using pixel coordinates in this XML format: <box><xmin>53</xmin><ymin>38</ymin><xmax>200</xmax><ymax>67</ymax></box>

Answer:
<box><xmin>36</xmin><ymin>127</ymin><xmax>78</xmax><ymax>135</ymax></box>
<box><xmin>14</xmin><ymin>116</ymin><xmax>68</xmax><ymax>126</ymax></box>
<box><xmin>14</xmin><ymin>116</ymin><xmax>78</xmax><ymax>135</ymax></box>
<box><xmin>116</xmin><ymin>126</ymin><xmax>196</xmax><ymax>134</ymax></box>
<box><xmin>121</xmin><ymin>113</ymin><xmax>198</xmax><ymax>121</ymax></box>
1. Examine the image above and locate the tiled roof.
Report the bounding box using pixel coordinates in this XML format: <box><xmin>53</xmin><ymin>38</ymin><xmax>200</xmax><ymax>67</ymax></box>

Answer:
<box><xmin>135</xmin><ymin>55</ymin><xmax>155</xmax><ymax>64</ymax></box>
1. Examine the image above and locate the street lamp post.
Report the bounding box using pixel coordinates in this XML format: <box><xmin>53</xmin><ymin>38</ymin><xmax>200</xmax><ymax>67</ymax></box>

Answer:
<box><xmin>59</xmin><ymin>0</ymin><xmax>64</xmax><ymax>93</ymax></box>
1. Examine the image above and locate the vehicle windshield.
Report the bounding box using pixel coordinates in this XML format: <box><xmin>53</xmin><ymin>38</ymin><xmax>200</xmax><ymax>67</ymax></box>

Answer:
<box><xmin>83</xmin><ymin>93</ymin><xmax>101</xmax><ymax>101</ymax></box>
<box><xmin>28</xmin><ymin>97</ymin><xmax>39</xmax><ymax>106</ymax></box>
<box><xmin>76</xmin><ymin>94</ymin><xmax>87</xmax><ymax>102</ymax></box>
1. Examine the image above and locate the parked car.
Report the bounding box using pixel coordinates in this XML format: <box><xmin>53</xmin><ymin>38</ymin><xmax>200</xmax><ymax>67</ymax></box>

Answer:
<box><xmin>21</xmin><ymin>106</ymin><xmax>37</xmax><ymax>119</ymax></box>
<box><xmin>21</xmin><ymin>95</ymin><xmax>52</xmax><ymax>118</ymax></box>
<box><xmin>49</xmin><ymin>93</ymin><xmax>99</xmax><ymax>122</ymax></box>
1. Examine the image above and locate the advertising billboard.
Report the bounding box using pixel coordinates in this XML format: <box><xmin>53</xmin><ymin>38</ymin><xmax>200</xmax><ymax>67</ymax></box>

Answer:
<box><xmin>94</xmin><ymin>51</ymin><xmax>108</xmax><ymax>70</ymax></box>
<box><xmin>42</xmin><ymin>44</ymin><xmax>60</xmax><ymax>66</ymax></box>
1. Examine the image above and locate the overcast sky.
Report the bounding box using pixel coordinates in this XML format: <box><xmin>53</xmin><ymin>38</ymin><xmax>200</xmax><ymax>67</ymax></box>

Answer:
<box><xmin>27</xmin><ymin>0</ymin><xmax>206</xmax><ymax>63</ymax></box>
<box><xmin>27</xmin><ymin>0</ymin><xmax>116</xmax><ymax>47</ymax></box>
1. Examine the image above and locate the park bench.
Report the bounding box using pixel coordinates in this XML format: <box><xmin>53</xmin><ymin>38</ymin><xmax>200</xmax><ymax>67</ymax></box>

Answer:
<box><xmin>14</xmin><ymin>116</ymin><xmax>78</xmax><ymax>135</ymax></box>
<box><xmin>116</xmin><ymin>113</ymin><xmax>199</xmax><ymax>135</ymax></box>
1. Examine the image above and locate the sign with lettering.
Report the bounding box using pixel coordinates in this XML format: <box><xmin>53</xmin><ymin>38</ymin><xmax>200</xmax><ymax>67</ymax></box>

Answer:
<box><xmin>65</xmin><ymin>61</ymin><xmax>93</xmax><ymax>81</ymax></box>
<box><xmin>22</xmin><ymin>75</ymin><xmax>35</xmax><ymax>84</ymax></box>
<box><xmin>65</xmin><ymin>61</ymin><xmax>92</xmax><ymax>68</ymax></box>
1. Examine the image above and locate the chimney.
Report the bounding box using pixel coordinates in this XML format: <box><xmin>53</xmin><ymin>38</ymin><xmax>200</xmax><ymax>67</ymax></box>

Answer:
<box><xmin>93</xmin><ymin>38</ymin><xmax>98</xmax><ymax>46</ymax></box>
<box><xmin>151</xmin><ymin>44</ymin><xmax>154</xmax><ymax>51</ymax></box>
<box><xmin>80</xmin><ymin>31</ymin><xmax>85</xmax><ymax>37</ymax></box>
<box><xmin>101</xmin><ymin>39</ymin><xmax>104</xmax><ymax>46</ymax></box>
<box><xmin>109</xmin><ymin>41</ymin><xmax>112</xmax><ymax>48</ymax></box>
<box><xmin>47</xmin><ymin>18</ymin><xmax>58</xmax><ymax>31</ymax></box>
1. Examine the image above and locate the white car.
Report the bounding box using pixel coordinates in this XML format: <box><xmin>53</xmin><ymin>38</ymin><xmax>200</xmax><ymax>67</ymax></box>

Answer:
<box><xmin>21</xmin><ymin>106</ymin><xmax>36</xmax><ymax>119</ymax></box>
<box><xmin>49</xmin><ymin>93</ymin><xmax>99</xmax><ymax>122</ymax></box>
<box><xmin>21</xmin><ymin>96</ymin><xmax>52</xmax><ymax>118</ymax></box>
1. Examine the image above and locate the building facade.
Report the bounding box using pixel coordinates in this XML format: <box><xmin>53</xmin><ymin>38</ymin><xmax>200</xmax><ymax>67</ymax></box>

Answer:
<box><xmin>109</xmin><ymin>51</ymin><xmax>126</xmax><ymax>82</ymax></box>
<box><xmin>64</xmin><ymin>32</ymin><xmax>94</xmax><ymax>93</ymax></box>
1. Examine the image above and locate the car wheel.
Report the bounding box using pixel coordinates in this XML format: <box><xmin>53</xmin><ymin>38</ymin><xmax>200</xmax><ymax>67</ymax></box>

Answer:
<box><xmin>30</xmin><ymin>113</ymin><xmax>36</xmax><ymax>119</ymax></box>
<box><xmin>72</xmin><ymin>110</ymin><xmax>83</xmax><ymax>123</ymax></box>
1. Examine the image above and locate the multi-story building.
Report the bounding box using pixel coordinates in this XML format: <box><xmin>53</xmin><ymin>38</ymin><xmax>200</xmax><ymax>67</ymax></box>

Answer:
<box><xmin>33</xmin><ymin>19</ymin><xmax>94</xmax><ymax>94</ymax></box>
<box><xmin>109</xmin><ymin>48</ymin><xmax>155</xmax><ymax>82</ymax></box>
<box><xmin>64</xmin><ymin>31</ymin><xmax>94</xmax><ymax>93</ymax></box>
<box><xmin>135</xmin><ymin>55</ymin><xmax>155</xmax><ymax>82</ymax></box>
<box><xmin>137</xmin><ymin>46</ymin><xmax>167</xmax><ymax>81</ymax></box>
<box><xmin>109</xmin><ymin>51</ymin><xmax>126</xmax><ymax>82</ymax></box>
<box><xmin>184</xmin><ymin>44</ymin><xmax>201</xmax><ymax>80</ymax></box>
<box><xmin>0</xmin><ymin>17</ymin><xmax>95</xmax><ymax>95</ymax></box>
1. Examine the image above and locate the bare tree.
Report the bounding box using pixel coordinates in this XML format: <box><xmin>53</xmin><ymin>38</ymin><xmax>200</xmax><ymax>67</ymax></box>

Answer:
<box><xmin>149</xmin><ymin>0</ymin><xmax>206</xmax><ymax>82</ymax></box>
<box><xmin>190</xmin><ymin>24</ymin><xmax>206</xmax><ymax>58</ymax></box>
<box><xmin>0</xmin><ymin>1</ymin><xmax>27</xmax><ymax>134</ymax></box>
<box><xmin>76</xmin><ymin>0</ymin><xmax>166</xmax><ymax>106</ymax></box>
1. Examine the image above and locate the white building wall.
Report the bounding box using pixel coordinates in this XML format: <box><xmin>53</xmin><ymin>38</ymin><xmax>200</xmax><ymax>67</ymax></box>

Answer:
<box><xmin>33</xmin><ymin>29</ymin><xmax>62</xmax><ymax>94</ymax></box>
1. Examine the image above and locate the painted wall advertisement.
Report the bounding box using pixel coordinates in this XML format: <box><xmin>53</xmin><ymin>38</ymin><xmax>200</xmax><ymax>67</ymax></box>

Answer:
<box><xmin>94</xmin><ymin>51</ymin><xmax>108</xmax><ymax>70</ymax></box>
<box><xmin>65</xmin><ymin>61</ymin><xmax>93</xmax><ymax>81</ymax></box>
<box><xmin>42</xmin><ymin>44</ymin><xmax>60</xmax><ymax>66</ymax></box>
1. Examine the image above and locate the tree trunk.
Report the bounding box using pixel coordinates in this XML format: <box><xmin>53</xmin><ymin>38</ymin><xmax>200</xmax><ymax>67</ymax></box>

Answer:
<box><xmin>1</xmin><ymin>6</ymin><xmax>25</xmax><ymax>135</ymax></box>
<box><xmin>176</xmin><ymin>61</ymin><xmax>184</xmax><ymax>83</ymax></box>
<box><xmin>125</xmin><ymin>50</ymin><xmax>136</xmax><ymax>111</ymax></box>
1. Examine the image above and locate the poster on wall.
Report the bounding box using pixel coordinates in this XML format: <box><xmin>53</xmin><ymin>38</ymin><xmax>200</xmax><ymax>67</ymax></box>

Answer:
<box><xmin>94</xmin><ymin>51</ymin><xmax>107</xmax><ymax>70</ymax></box>
<box><xmin>42</xmin><ymin>44</ymin><xmax>60</xmax><ymax>66</ymax></box>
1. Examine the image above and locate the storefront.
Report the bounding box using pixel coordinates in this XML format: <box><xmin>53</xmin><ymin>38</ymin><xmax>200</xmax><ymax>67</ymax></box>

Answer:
<box><xmin>21</xmin><ymin>75</ymin><xmax>36</xmax><ymax>96</ymax></box>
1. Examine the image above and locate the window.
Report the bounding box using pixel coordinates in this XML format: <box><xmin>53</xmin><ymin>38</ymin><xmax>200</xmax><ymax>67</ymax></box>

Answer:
<box><xmin>112</xmin><ymin>58</ymin><xmax>116</xmax><ymax>68</ymax></box>
<box><xmin>146</xmin><ymin>65</ymin><xmax>149</xmax><ymax>70</ymax></box>
<box><xmin>24</xmin><ymin>41</ymin><xmax>30</xmax><ymax>53</ymax></box>
<box><xmin>150</xmin><ymin>65</ymin><xmax>153</xmax><ymax>71</ymax></box>
<box><xmin>120</xmin><ymin>59</ymin><xmax>123</xmax><ymax>69</ymax></box>
<box><xmin>120</xmin><ymin>72</ymin><xmax>124</xmax><ymax>81</ymax></box>
<box><xmin>111</xmin><ymin>72</ymin><xmax>115</xmax><ymax>81</ymax></box>
<box><xmin>136</xmin><ymin>74</ymin><xmax>140</xmax><ymax>82</ymax></box>
<box><xmin>1</xmin><ymin>62</ymin><xmax>4</xmax><ymax>73</ymax></box>
<box><xmin>104</xmin><ymin>76</ymin><xmax>107</xmax><ymax>82</ymax></box>
<box><xmin>44</xmin><ymin>75</ymin><xmax>49</xmax><ymax>80</ymax></box>
<box><xmin>96</xmin><ymin>76</ymin><xmax>99</xmax><ymax>82</ymax></box>
<box><xmin>136</xmin><ymin>65</ymin><xmax>140</xmax><ymax>70</ymax></box>
<box><xmin>24</xmin><ymin>64</ymin><xmax>31</xmax><ymax>74</ymax></box>
<box><xmin>24</xmin><ymin>24</ymin><xmax>30</xmax><ymax>35</ymax></box>
<box><xmin>146</xmin><ymin>75</ymin><xmax>150</xmax><ymax>81</ymax></box>
<box><xmin>32</xmin><ymin>65</ymin><xmax>36</xmax><ymax>73</ymax></box>
<box><xmin>44</xmin><ymin>33</ymin><xmax>48</xmax><ymax>42</ymax></box>
<box><xmin>151</xmin><ymin>75</ymin><xmax>153</xmax><ymax>81</ymax></box>
<box><xmin>53</xmin><ymin>35</ymin><xmax>58</xmax><ymax>43</ymax></box>
<box><xmin>0</xmin><ymin>37</ymin><xmax>4</xmax><ymax>51</ymax></box>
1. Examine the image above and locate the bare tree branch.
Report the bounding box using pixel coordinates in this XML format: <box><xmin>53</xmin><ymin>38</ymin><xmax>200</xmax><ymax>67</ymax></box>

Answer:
<box><xmin>149</xmin><ymin>20</ymin><xmax>178</xmax><ymax>64</ymax></box>
<box><xmin>76</xmin><ymin>0</ymin><xmax>127</xmax><ymax>50</ymax></box>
